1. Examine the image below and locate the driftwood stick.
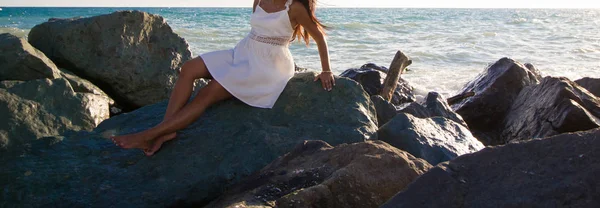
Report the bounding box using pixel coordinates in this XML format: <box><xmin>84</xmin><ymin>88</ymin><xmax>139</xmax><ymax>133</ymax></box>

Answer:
<box><xmin>380</xmin><ymin>50</ymin><xmax>412</xmax><ymax>101</ymax></box>
<box><xmin>447</xmin><ymin>91</ymin><xmax>475</xmax><ymax>105</ymax></box>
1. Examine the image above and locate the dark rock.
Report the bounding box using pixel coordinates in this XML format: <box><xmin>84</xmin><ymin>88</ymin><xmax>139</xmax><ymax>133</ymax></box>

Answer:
<box><xmin>205</xmin><ymin>140</ymin><xmax>432</xmax><ymax>208</ymax></box>
<box><xmin>502</xmin><ymin>77</ymin><xmax>600</xmax><ymax>143</ymax></box>
<box><xmin>524</xmin><ymin>62</ymin><xmax>543</xmax><ymax>80</ymax></box>
<box><xmin>452</xmin><ymin>58</ymin><xmax>540</xmax><ymax>145</ymax></box>
<box><xmin>382</xmin><ymin>128</ymin><xmax>600</xmax><ymax>208</ymax></box>
<box><xmin>377</xmin><ymin>113</ymin><xmax>484</xmax><ymax>165</ymax></box>
<box><xmin>0</xmin><ymin>72</ymin><xmax>378</xmax><ymax>207</ymax></box>
<box><xmin>424</xmin><ymin>92</ymin><xmax>468</xmax><ymax>127</ymax></box>
<box><xmin>398</xmin><ymin>92</ymin><xmax>468</xmax><ymax>127</ymax></box>
<box><xmin>370</xmin><ymin>95</ymin><xmax>397</xmax><ymax>127</ymax></box>
<box><xmin>0</xmin><ymin>80</ymin><xmax>24</xmax><ymax>89</ymax></box>
<box><xmin>398</xmin><ymin>102</ymin><xmax>433</xmax><ymax>118</ymax></box>
<box><xmin>28</xmin><ymin>11</ymin><xmax>192</xmax><ymax>109</ymax></box>
<box><xmin>294</xmin><ymin>63</ymin><xmax>308</xmax><ymax>72</ymax></box>
<box><xmin>0</xmin><ymin>33</ymin><xmax>61</xmax><ymax>81</ymax></box>
<box><xmin>340</xmin><ymin>63</ymin><xmax>415</xmax><ymax>106</ymax></box>
<box><xmin>339</xmin><ymin>65</ymin><xmax>383</xmax><ymax>96</ymax></box>
<box><xmin>0</xmin><ymin>78</ymin><xmax>111</xmax><ymax>153</ymax></box>
<box><xmin>576</xmin><ymin>77</ymin><xmax>600</xmax><ymax>98</ymax></box>
<box><xmin>361</xmin><ymin>63</ymin><xmax>390</xmax><ymax>73</ymax></box>
<box><xmin>391</xmin><ymin>77</ymin><xmax>415</xmax><ymax>106</ymax></box>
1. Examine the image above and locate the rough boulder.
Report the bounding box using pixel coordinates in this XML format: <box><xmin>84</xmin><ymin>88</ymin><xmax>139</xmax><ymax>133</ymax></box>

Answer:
<box><xmin>0</xmin><ymin>33</ymin><xmax>61</xmax><ymax>81</ymax></box>
<box><xmin>377</xmin><ymin>113</ymin><xmax>484</xmax><ymax>165</ymax></box>
<box><xmin>0</xmin><ymin>73</ymin><xmax>378</xmax><ymax>207</ymax></box>
<box><xmin>451</xmin><ymin>57</ymin><xmax>540</xmax><ymax>145</ymax></box>
<box><xmin>28</xmin><ymin>11</ymin><xmax>193</xmax><ymax>109</ymax></box>
<box><xmin>0</xmin><ymin>78</ymin><xmax>111</xmax><ymax>153</ymax></box>
<box><xmin>206</xmin><ymin>140</ymin><xmax>432</xmax><ymax>208</ymax></box>
<box><xmin>382</xmin><ymin>128</ymin><xmax>600</xmax><ymax>208</ymax></box>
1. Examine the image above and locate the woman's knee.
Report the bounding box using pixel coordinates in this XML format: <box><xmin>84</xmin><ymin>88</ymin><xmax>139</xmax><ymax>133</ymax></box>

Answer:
<box><xmin>179</xmin><ymin>57</ymin><xmax>210</xmax><ymax>79</ymax></box>
<box><xmin>198</xmin><ymin>81</ymin><xmax>231</xmax><ymax>102</ymax></box>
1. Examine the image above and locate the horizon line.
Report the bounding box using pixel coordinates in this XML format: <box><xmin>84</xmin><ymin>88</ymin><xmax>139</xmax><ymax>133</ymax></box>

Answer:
<box><xmin>1</xmin><ymin>6</ymin><xmax>599</xmax><ymax>9</ymax></box>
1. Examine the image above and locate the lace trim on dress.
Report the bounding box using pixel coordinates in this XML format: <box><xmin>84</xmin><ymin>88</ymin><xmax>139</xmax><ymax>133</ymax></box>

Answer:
<box><xmin>249</xmin><ymin>30</ymin><xmax>291</xmax><ymax>46</ymax></box>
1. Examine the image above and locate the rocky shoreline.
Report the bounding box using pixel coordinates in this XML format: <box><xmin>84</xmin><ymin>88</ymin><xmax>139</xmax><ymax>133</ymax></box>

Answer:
<box><xmin>1</xmin><ymin>10</ymin><xmax>600</xmax><ymax>208</ymax></box>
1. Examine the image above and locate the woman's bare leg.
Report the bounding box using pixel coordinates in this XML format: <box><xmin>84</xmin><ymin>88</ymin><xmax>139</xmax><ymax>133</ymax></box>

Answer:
<box><xmin>112</xmin><ymin>80</ymin><xmax>232</xmax><ymax>151</ymax></box>
<box><xmin>141</xmin><ymin>57</ymin><xmax>213</xmax><ymax>155</ymax></box>
<box><xmin>164</xmin><ymin>57</ymin><xmax>212</xmax><ymax>119</ymax></box>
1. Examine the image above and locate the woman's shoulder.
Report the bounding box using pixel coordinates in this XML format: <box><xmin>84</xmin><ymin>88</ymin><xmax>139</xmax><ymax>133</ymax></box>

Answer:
<box><xmin>290</xmin><ymin>1</ymin><xmax>306</xmax><ymax>10</ymax></box>
<box><xmin>288</xmin><ymin>1</ymin><xmax>307</xmax><ymax>15</ymax></box>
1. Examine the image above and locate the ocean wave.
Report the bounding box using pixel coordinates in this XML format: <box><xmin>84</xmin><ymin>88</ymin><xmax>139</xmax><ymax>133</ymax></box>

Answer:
<box><xmin>507</xmin><ymin>18</ymin><xmax>528</xmax><ymax>24</ymax></box>
<box><xmin>572</xmin><ymin>47</ymin><xmax>599</xmax><ymax>54</ymax></box>
<box><xmin>483</xmin><ymin>32</ymin><xmax>497</xmax><ymax>37</ymax></box>
<box><xmin>332</xmin><ymin>22</ymin><xmax>372</xmax><ymax>30</ymax></box>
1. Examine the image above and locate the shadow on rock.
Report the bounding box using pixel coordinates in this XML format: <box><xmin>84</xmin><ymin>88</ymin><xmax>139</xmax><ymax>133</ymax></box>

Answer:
<box><xmin>382</xmin><ymin>128</ymin><xmax>600</xmax><ymax>208</ymax></box>
<box><xmin>206</xmin><ymin>140</ymin><xmax>431</xmax><ymax>208</ymax></box>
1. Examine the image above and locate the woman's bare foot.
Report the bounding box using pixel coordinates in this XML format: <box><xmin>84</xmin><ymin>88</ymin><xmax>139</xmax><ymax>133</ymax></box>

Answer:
<box><xmin>112</xmin><ymin>132</ymin><xmax>152</xmax><ymax>150</ymax></box>
<box><xmin>143</xmin><ymin>132</ymin><xmax>177</xmax><ymax>156</ymax></box>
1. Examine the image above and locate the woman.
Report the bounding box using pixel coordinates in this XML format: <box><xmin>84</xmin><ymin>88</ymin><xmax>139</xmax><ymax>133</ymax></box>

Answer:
<box><xmin>112</xmin><ymin>0</ymin><xmax>334</xmax><ymax>156</ymax></box>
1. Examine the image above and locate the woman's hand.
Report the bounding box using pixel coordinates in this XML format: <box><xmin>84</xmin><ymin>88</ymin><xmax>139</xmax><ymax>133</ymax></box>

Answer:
<box><xmin>314</xmin><ymin>71</ymin><xmax>335</xmax><ymax>91</ymax></box>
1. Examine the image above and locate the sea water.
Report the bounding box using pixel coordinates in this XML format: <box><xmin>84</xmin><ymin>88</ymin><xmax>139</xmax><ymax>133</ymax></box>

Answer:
<box><xmin>1</xmin><ymin>7</ymin><xmax>599</xmax><ymax>97</ymax></box>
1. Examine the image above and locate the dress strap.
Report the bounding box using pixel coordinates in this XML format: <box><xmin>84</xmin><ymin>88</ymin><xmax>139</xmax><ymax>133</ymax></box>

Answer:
<box><xmin>255</xmin><ymin>0</ymin><xmax>262</xmax><ymax>10</ymax></box>
<box><xmin>285</xmin><ymin>0</ymin><xmax>293</xmax><ymax>8</ymax></box>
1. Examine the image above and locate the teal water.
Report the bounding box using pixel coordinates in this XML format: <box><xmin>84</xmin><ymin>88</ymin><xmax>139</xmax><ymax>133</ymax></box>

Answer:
<box><xmin>1</xmin><ymin>7</ymin><xmax>599</xmax><ymax>97</ymax></box>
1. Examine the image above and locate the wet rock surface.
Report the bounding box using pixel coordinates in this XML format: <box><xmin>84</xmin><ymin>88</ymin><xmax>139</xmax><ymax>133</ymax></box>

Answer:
<box><xmin>451</xmin><ymin>57</ymin><xmax>540</xmax><ymax>145</ymax></box>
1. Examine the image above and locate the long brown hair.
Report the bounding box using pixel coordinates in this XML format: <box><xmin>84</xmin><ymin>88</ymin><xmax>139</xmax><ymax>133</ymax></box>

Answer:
<box><xmin>292</xmin><ymin>0</ymin><xmax>327</xmax><ymax>46</ymax></box>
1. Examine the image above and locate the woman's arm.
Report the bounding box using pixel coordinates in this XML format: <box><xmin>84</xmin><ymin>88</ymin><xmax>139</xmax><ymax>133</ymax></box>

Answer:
<box><xmin>290</xmin><ymin>2</ymin><xmax>335</xmax><ymax>91</ymax></box>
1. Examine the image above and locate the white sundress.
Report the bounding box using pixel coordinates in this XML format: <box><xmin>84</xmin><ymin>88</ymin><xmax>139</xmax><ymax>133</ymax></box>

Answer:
<box><xmin>200</xmin><ymin>0</ymin><xmax>296</xmax><ymax>109</ymax></box>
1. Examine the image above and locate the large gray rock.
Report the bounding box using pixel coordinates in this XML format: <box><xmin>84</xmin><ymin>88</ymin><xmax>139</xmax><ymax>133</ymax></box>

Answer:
<box><xmin>452</xmin><ymin>58</ymin><xmax>540</xmax><ymax>145</ymax></box>
<box><xmin>206</xmin><ymin>140</ymin><xmax>432</xmax><ymax>208</ymax></box>
<box><xmin>382</xmin><ymin>128</ymin><xmax>600</xmax><ymax>208</ymax></box>
<box><xmin>377</xmin><ymin>113</ymin><xmax>484</xmax><ymax>165</ymax></box>
<box><xmin>502</xmin><ymin>77</ymin><xmax>600</xmax><ymax>143</ymax></box>
<box><xmin>576</xmin><ymin>77</ymin><xmax>600</xmax><ymax>98</ymax></box>
<box><xmin>0</xmin><ymin>33</ymin><xmax>61</xmax><ymax>81</ymax></box>
<box><xmin>28</xmin><ymin>11</ymin><xmax>192</xmax><ymax>109</ymax></box>
<box><xmin>0</xmin><ymin>73</ymin><xmax>378</xmax><ymax>207</ymax></box>
<box><xmin>0</xmin><ymin>78</ymin><xmax>111</xmax><ymax>152</ymax></box>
